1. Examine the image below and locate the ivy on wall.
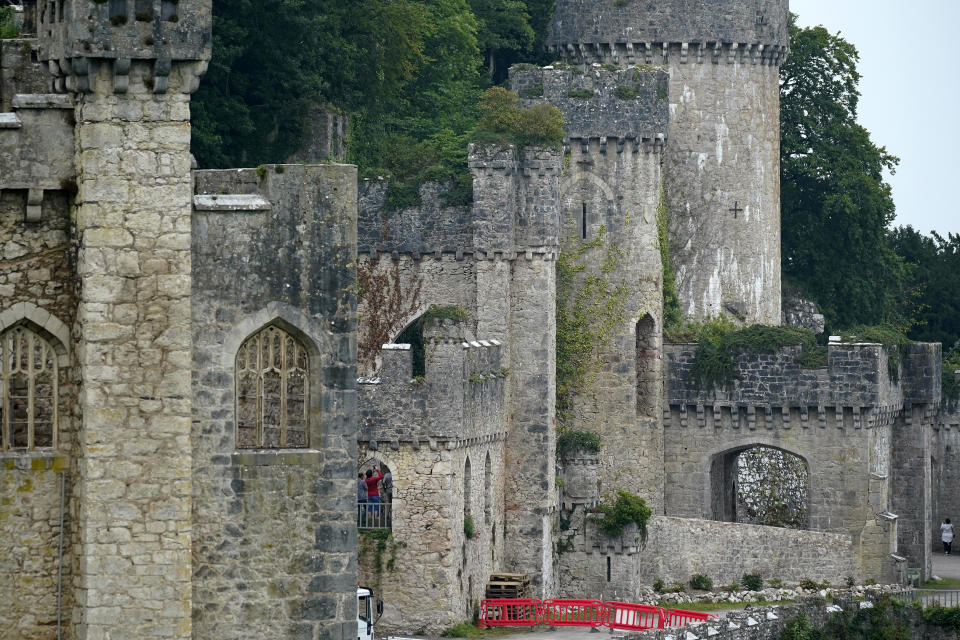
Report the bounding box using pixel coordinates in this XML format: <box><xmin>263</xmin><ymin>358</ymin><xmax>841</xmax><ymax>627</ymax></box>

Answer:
<box><xmin>555</xmin><ymin>226</ymin><xmax>628</xmax><ymax>421</ymax></box>
<box><xmin>357</xmin><ymin>255</ymin><xmax>423</xmax><ymax>374</ymax></box>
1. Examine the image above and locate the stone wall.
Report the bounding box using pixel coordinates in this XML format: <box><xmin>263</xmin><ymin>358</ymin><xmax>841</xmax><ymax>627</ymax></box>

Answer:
<box><xmin>512</xmin><ymin>64</ymin><xmax>668</xmax><ymax>511</ymax></box>
<box><xmin>357</xmin><ymin>438</ymin><xmax>506</xmax><ymax>636</ymax></box>
<box><xmin>70</xmin><ymin>59</ymin><xmax>203</xmax><ymax>639</ymax></box>
<box><xmin>557</xmin><ymin>514</ymin><xmax>856</xmax><ymax>600</ymax></box>
<box><xmin>665</xmin><ymin>342</ymin><xmax>940</xmax><ymax>583</ymax></box>
<box><xmin>0</xmin><ymin>39</ymin><xmax>51</xmax><ymax>111</ymax></box>
<box><xmin>934</xmin><ymin>395</ymin><xmax>960</xmax><ymax>552</ymax></box>
<box><xmin>620</xmin><ymin>597</ymin><xmax>953</xmax><ymax>640</ymax></box>
<box><xmin>0</xmin><ymin>186</ymin><xmax>77</xmax><ymax>639</ymax></box>
<box><xmin>190</xmin><ymin>164</ymin><xmax>359</xmax><ymax>640</ymax></box>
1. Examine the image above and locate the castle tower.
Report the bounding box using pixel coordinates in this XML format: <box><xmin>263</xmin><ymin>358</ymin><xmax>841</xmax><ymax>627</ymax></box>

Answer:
<box><xmin>549</xmin><ymin>0</ymin><xmax>789</xmax><ymax>325</ymax></box>
<box><xmin>36</xmin><ymin>1</ymin><xmax>210</xmax><ymax>637</ymax></box>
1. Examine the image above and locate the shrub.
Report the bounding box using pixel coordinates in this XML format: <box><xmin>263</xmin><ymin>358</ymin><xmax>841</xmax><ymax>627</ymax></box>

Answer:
<box><xmin>798</xmin><ymin>577</ymin><xmax>821</xmax><ymax>590</ymax></box>
<box><xmin>591</xmin><ymin>490</ymin><xmax>652</xmax><ymax>541</ymax></box>
<box><xmin>0</xmin><ymin>6</ymin><xmax>19</xmax><ymax>38</ymax></box>
<box><xmin>767</xmin><ymin>578</ymin><xmax>783</xmax><ymax>588</ymax></box>
<box><xmin>722</xmin><ymin>582</ymin><xmax>741</xmax><ymax>592</ymax></box>
<box><xmin>846</xmin><ymin>575</ymin><xmax>856</xmax><ymax>587</ymax></box>
<box><xmin>689</xmin><ymin>574</ymin><xmax>713</xmax><ymax>591</ymax></box>
<box><xmin>475</xmin><ymin>87</ymin><xmax>564</xmax><ymax>149</ymax></box>
<box><xmin>567</xmin><ymin>88</ymin><xmax>595</xmax><ymax>99</ymax></box>
<box><xmin>742</xmin><ymin>573</ymin><xmax>763</xmax><ymax>591</ymax></box>
<box><xmin>666</xmin><ymin>581</ymin><xmax>686</xmax><ymax>593</ymax></box>
<box><xmin>464</xmin><ymin>514</ymin><xmax>476</xmax><ymax>539</ymax></box>
<box><xmin>652</xmin><ymin>578</ymin><xmax>665</xmax><ymax>593</ymax></box>
<box><xmin>556</xmin><ymin>430</ymin><xmax>601</xmax><ymax>459</ymax></box>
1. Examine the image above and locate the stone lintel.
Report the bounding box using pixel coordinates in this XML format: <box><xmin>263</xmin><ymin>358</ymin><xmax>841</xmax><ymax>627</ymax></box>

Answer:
<box><xmin>0</xmin><ymin>113</ymin><xmax>22</xmax><ymax>128</ymax></box>
<box><xmin>11</xmin><ymin>94</ymin><xmax>74</xmax><ymax>110</ymax></box>
<box><xmin>192</xmin><ymin>194</ymin><xmax>271</xmax><ymax>212</ymax></box>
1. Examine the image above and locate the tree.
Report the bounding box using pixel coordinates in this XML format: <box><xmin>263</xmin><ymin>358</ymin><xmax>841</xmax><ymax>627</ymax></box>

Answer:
<box><xmin>467</xmin><ymin>0</ymin><xmax>534</xmax><ymax>79</ymax></box>
<box><xmin>780</xmin><ymin>17</ymin><xmax>905</xmax><ymax>331</ymax></box>
<box><xmin>889</xmin><ymin>226</ymin><xmax>960</xmax><ymax>348</ymax></box>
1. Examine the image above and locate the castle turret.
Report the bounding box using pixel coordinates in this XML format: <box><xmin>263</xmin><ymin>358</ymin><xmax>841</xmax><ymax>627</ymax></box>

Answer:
<box><xmin>35</xmin><ymin>2</ymin><xmax>211</xmax><ymax>638</ymax></box>
<box><xmin>549</xmin><ymin>0</ymin><xmax>788</xmax><ymax>325</ymax></box>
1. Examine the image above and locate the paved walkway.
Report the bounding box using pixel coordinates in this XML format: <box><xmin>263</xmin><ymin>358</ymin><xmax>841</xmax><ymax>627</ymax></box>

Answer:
<box><xmin>931</xmin><ymin>548</ymin><xmax>960</xmax><ymax>582</ymax></box>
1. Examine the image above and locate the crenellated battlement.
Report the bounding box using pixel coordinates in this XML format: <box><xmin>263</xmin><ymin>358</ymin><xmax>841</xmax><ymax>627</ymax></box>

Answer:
<box><xmin>511</xmin><ymin>65</ymin><xmax>669</xmax><ymax>144</ymax></box>
<box><xmin>359</xmin><ymin>144</ymin><xmax>562</xmax><ymax>256</ymax></box>
<box><xmin>358</xmin><ymin>322</ymin><xmax>508</xmax><ymax>446</ymax></box>
<box><xmin>32</xmin><ymin>0</ymin><xmax>211</xmax><ymax>94</ymax></box>
<box><xmin>551</xmin><ymin>41</ymin><xmax>789</xmax><ymax>68</ymax></box>
<box><xmin>549</xmin><ymin>0</ymin><xmax>789</xmax><ymax>67</ymax></box>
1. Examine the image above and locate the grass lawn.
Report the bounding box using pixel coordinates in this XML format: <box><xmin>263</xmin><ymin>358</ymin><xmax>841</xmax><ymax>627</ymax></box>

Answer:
<box><xmin>922</xmin><ymin>576</ymin><xmax>960</xmax><ymax>589</ymax></box>
<box><xmin>659</xmin><ymin>600</ymin><xmax>792</xmax><ymax>612</ymax></box>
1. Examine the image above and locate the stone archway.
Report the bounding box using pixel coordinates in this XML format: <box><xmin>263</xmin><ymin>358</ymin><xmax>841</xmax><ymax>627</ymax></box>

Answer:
<box><xmin>710</xmin><ymin>444</ymin><xmax>809</xmax><ymax>529</ymax></box>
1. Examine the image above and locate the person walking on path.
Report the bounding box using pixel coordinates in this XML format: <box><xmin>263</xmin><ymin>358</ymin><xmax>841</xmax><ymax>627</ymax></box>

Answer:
<box><xmin>942</xmin><ymin>518</ymin><xmax>954</xmax><ymax>554</ymax></box>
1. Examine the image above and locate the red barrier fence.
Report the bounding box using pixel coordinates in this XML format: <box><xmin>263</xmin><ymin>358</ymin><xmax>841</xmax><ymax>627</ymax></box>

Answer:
<box><xmin>606</xmin><ymin>602</ymin><xmax>668</xmax><ymax>631</ymax></box>
<box><xmin>541</xmin><ymin>599</ymin><xmax>606</xmax><ymax>628</ymax></box>
<box><xmin>479</xmin><ymin>598</ymin><xmax>715</xmax><ymax>630</ymax></box>
<box><xmin>478</xmin><ymin>599</ymin><xmax>541</xmax><ymax>628</ymax></box>
<box><xmin>664</xmin><ymin>608</ymin><xmax>716</xmax><ymax>627</ymax></box>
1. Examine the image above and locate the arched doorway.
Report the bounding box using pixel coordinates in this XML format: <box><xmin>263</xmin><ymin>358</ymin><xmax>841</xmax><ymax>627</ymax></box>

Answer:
<box><xmin>710</xmin><ymin>445</ymin><xmax>809</xmax><ymax>528</ymax></box>
<box><xmin>358</xmin><ymin>458</ymin><xmax>394</xmax><ymax>529</ymax></box>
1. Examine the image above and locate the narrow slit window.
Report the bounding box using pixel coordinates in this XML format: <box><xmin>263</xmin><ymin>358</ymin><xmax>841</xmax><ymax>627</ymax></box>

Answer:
<box><xmin>236</xmin><ymin>325</ymin><xmax>310</xmax><ymax>449</ymax></box>
<box><xmin>57</xmin><ymin>0</ymin><xmax>64</xmax><ymax>22</ymax></box>
<box><xmin>606</xmin><ymin>556</ymin><xmax>611</xmax><ymax>582</ymax></box>
<box><xmin>1</xmin><ymin>326</ymin><xmax>58</xmax><ymax>451</ymax></box>
<box><xmin>581</xmin><ymin>202</ymin><xmax>588</xmax><ymax>239</ymax></box>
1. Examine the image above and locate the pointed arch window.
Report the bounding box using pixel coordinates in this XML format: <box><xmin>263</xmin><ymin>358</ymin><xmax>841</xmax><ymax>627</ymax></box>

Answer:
<box><xmin>1</xmin><ymin>326</ymin><xmax>58</xmax><ymax>451</ymax></box>
<box><xmin>236</xmin><ymin>325</ymin><xmax>309</xmax><ymax>449</ymax></box>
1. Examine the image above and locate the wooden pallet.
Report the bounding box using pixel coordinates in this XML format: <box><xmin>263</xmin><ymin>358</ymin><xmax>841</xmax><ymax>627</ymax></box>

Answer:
<box><xmin>488</xmin><ymin>572</ymin><xmax>529</xmax><ymax>585</ymax></box>
<box><xmin>485</xmin><ymin>575</ymin><xmax>529</xmax><ymax>599</ymax></box>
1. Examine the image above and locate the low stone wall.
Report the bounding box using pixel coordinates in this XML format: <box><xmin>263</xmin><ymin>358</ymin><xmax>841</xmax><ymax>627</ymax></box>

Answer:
<box><xmin>558</xmin><ymin>515</ymin><xmax>855</xmax><ymax>600</ymax></box>
<box><xmin>621</xmin><ymin>594</ymin><xmax>950</xmax><ymax>640</ymax></box>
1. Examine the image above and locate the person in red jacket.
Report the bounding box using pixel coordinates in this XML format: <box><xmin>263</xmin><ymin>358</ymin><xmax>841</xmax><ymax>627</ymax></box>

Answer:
<box><xmin>364</xmin><ymin>468</ymin><xmax>383</xmax><ymax>517</ymax></box>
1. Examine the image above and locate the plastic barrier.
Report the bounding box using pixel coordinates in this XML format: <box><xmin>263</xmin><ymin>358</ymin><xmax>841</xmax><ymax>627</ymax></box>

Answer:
<box><xmin>605</xmin><ymin>602</ymin><xmax>668</xmax><ymax>630</ymax></box>
<box><xmin>477</xmin><ymin>599</ymin><xmax>715</xmax><ymax>631</ymax></box>
<box><xmin>541</xmin><ymin>599</ymin><xmax>606</xmax><ymax>628</ymax></box>
<box><xmin>478</xmin><ymin>598</ymin><xmax>542</xmax><ymax>628</ymax></box>
<box><xmin>664</xmin><ymin>608</ymin><xmax>716</xmax><ymax>627</ymax></box>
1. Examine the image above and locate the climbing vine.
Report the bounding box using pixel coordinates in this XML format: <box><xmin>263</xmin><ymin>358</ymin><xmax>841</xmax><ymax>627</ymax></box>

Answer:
<box><xmin>358</xmin><ymin>529</ymin><xmax>406</xmax><ymax>583</ymax></box>
<box><xmin>556</xmin><ymin>226</ymin><xmax>628</xmax><ymax>422</ymax></box>
<box><xmin>356</xmin><ymin>255</ymin><xmax>423</xmax><ymax>374</ymax></box>
<box><xmin>657</xmin><ymin>189</ymin><xmax>682</xmax><ymax>332</ymax></box>
<box><xmin>943</xmin><ymin>343</ymin><xmax>960</xmax><ymax>411</ymax></box>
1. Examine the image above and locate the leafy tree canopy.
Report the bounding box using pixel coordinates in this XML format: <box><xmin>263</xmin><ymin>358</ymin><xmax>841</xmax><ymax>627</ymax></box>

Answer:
<box><xmin>780</xmin><ymin>16</ymin><xmax>906</xmax><ymax>332</ymax></box>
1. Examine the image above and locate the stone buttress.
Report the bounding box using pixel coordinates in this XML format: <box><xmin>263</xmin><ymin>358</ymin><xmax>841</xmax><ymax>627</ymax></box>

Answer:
<box><xmin>35</xmin><ymin>1</ymin><xmax>210</xmax><ymax>637</ymax></box>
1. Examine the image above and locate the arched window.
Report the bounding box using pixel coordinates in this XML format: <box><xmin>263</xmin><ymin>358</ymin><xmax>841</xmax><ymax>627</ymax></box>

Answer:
<box><xmin>1</xmin><ymin>325</ymin><xmax>57</xmax><ymax>451</ymax></box>
<box><xmin>464</xmin><ymin>456</ymin><xmax>472</xmax><ymax>520</ymax></box>
<box><xmin>236</xmin><ymin>325</ymin><xmax>309</xmax><ymax>449</ymax></box>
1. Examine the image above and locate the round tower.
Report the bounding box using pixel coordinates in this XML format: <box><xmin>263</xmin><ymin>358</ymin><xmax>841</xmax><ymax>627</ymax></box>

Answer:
<box><xmin>550</xmin><ymin>0</ymin><xmax>789</xmax><ymax>325</ymax></box>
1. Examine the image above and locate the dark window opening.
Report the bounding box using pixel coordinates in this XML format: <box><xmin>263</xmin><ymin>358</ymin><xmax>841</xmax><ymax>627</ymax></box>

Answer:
<box><xmin>57</xmin><ymin>0</ymin><xmax>64</xmax><ymax>22</ymax></box>
<box><xmin>581</xmin><ymin>202</ymin><xmax>588</xmax><ymax>239</ymax></box>
<box><xmin>395</xmin><ymin>320</ymin><xmax>425</xmax><ymax>378</ymax></box>
<box><xmin>160</xmin><ymin>0</ymin><xmax>178</xmax><ymax>21</ymax></box>
<box><xmin>135</xmin><ymin>0</ymin><xmax>153</xmax><ymax>21</ymax></box>
<box><xmin>109</xmin><ymin>0</ymin><xmax>127</xmax><ymax>23</ymax></box>
<box><xmin>606</xmin><ymin>556</ymin><xmax>611</xmax><ymax>582</ymax></box>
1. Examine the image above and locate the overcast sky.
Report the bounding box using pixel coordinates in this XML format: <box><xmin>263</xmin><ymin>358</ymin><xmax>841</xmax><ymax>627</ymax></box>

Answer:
<box><xmin>789</xmin><ymin>0</ymin><xmax>959</xmax><ymax>237</ymax></box>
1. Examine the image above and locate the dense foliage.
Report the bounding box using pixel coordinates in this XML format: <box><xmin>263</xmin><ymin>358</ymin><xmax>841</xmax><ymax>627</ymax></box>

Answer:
<box><xmin>0</xmin><ymin>5</ymin><xmax>18</xmax><ymax>38</ymax></box>
<box><xmin>780</xmin><ymin>16</ymin><xmax>906</xmax><ymax>333</ymax></box>
<box><xmin>192</xmin><ymin>0</ymin><xmax>556</xmax><ymax>208</ymax></box>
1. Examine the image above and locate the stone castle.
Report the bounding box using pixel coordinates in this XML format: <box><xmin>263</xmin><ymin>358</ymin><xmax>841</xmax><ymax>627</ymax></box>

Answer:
<box><xmin>0</xmin><ymin>0</ymin><xmax>958</xmax><ymax>638</ymax></box>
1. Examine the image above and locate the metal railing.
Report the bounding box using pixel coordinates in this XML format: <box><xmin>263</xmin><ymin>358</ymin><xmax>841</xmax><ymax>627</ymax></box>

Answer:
<box><xmin>358</xmin><ymin>501</ymin><xmax>392</xmax><ymax>529</ymax></box>
<box><xmin>897</xmin><ymin>589</ymin><xmax>960</xmax><ymax>607</ymax></box>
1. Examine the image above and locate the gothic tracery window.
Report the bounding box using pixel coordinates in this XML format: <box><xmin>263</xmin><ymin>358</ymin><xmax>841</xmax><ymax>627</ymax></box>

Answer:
<box><xmin>1</xmin><ymin>326</ymin><xmax>57</xmax><ymax>451</ymax></box>
<box><xmin>236</xmin><ymin>325</ymin><xmax>310</xmax><ymax>449</ymax></box>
